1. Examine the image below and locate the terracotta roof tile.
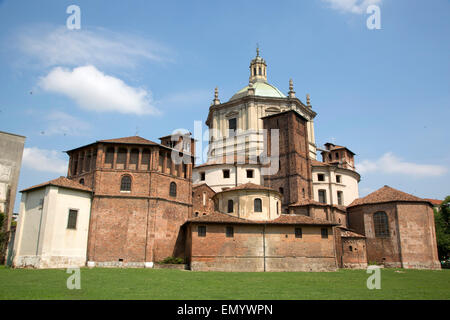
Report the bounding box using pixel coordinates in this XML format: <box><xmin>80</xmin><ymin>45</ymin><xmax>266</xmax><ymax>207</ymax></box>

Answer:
<box><xmin>217</xmin><ymin>183</ymin><xmax>279</xmax><ymax>193</ymax></box>
<box><xmin>423</xmin><ymin>198</ymin><xmax>443</xmax><ymax>206</ymax></box>
<box><xmin>289</xmin><ymin>199</ymin><xmax>329</xmax><ymax>207</ymax></box>
<box><xmin>98</xmin><ymin>136</ymin><xmax>159</xmax><ymax>145</ymax></box>
<box><xmin>348</xmin><ymin>185</ymin><xmax>432</xmax><ymax>207</ymax></box>
<box><xmin>338</xmin><ymin>227</ymin><xmax>365</xmax><ymax>238</ymax></box>
<box><xmin>21</xmin><ymin>176</ymin><xmax>92</xmax><ymax>193</ymax></box>
<box><xmin>311</xmin><ymin>159</ymin><xmax>329</xmax><ymax>167</ymax></box>
<box><xmin>186</xmin><ymin>211</ymin><xmax>336</xmax><ymax>226</ymax></box>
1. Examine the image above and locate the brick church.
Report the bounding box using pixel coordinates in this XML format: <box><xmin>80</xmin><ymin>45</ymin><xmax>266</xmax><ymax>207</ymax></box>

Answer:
<box><xmin>12</xmin><ymin>50</ymin><xmax>440</xmax><ymax>271</ymax></box>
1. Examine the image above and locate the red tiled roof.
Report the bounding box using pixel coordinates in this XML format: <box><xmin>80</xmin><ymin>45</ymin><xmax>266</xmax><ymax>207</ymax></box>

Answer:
<box><xmin>98</xmin><ymin>136</ymin><xmax>159</xmax><ymax>145</ymax></box>
<box><xmin>289</xmin><ymin>199</ymin><xmax>329</xmax><ymax>207</ymax></box>
<box><xmin>348</xmin><ymin>185</ymin><xmax>432</xmax><ymax>207</ymax></box>
<box><xmin>323</xmin><ymin>143</ymin><xmax>355</xmax><ymax>155</ymax></box>
<box><xmin>311</xmin><ymin>159</ymin><xmax>330</xmax><ymax>167</ymax></box>
<box><xmin>338</xmin><ymin>227</ymin><xmax>365</xmax><ymax>238</ymax></box>
<box><xmin>186</xmin><ymin>211</ymin><xmax>336</xmax><ymax>226</ymax></box>
<box><xmin>217</xmin><ymin>182</ymin><xmax>279</xmax><ymax>193</ymax></box>
<box><xmin>423</xmin><ymin>198</ymin><xmax>443</xmax><ymax>206</ymax></box>
<box><xmin>332</xmin><ymin>205</ymin><xmax>347</xmax><ymax>212</ymax></box>
<box><xmin>21</xmin><ymin>176</ymin><xmax>92</xmax><ymax>193</ymax></box>
<box><xmin>193</xmin><ymin>183</ymin><xmax>216</xmax><ymax>193</ymax></box>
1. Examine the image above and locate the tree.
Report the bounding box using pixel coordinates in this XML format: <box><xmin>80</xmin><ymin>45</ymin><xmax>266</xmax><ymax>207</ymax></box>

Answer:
<box><xmin>434</xmin><ymin>196</ymin><xmax>450</xmax><ymax>262</ymax></box>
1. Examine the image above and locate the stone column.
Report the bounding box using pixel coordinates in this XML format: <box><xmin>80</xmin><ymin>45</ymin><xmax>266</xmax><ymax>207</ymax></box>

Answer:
<box><xmin>90</xmin><ymin>149</ymin><xmax>95</xmax><ymax>171</ymax></box>
<box><xmin>77</xmin><ymin>152</ymin><xmax>83</xmax><ymax>175</ymax></box>
<box><xmin>96</xmin><ymin>145</ymin><xmax>104</xmax><ymax>169</ymax></box>
<box><xmin>162</xmin><ymin>152</ymin><xmax>167</xmax><ymax>174</ymax></box>
<box><xmin>138</xmin><ymin>148</ymin><xmax>143</xmax><ymax>170</ymax></box>
<box><xmin>125</xmin><ymin>148</ymin><xmax>131</xmax><ymax>170</ymax></box>
<box><xmin>112</xmin><ymin>146</ymin><xmax>118</xmax><ymax>169</ymax></box>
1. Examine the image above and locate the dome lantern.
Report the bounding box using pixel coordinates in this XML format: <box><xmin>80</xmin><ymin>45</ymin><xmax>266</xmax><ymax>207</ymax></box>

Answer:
<box><xmin>249</xmin><ymin>45</ymin><xmax>267</xmax><ymax>83</ymax></box>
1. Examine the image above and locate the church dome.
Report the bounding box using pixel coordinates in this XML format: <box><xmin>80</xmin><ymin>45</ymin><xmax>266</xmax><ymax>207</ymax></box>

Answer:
<box><xmin>229</xmin><ymin>47</ymin><xmax>286</xmax><ymax>102</ymax></box>
<box><xmin>229</xmin><ymin>81</ymin><xmax>286</xmax><ymax>101</ymax></box>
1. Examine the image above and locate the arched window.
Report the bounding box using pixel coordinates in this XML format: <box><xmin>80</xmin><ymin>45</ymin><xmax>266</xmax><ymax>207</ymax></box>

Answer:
<box><xmin>254</xmin><ymin>198</ymin><xmax>262</xmax><ymax>212</ymax></box>
<box><xmin>373</xmin><ymin>211</ymin><xmax>389</xmax><ymax>237</ymax></box>
<box><xmin>120</xmin><ymin>175</ymin><xmax>131</xmax><ymax>191</ymax></box>
<box><xmin>227</xmin><ymin>199</ymin><xmax>234</xmax><ymax>213</ymax></box>
<box><xmin>169</xmin><ymin>182</ymin><xmax>177</xmax><ymax>197</ymax></box>
<box><xmin>79</xmin><ymin>178</ymin><xmax>85</xmax><ymax>185</ymax></box>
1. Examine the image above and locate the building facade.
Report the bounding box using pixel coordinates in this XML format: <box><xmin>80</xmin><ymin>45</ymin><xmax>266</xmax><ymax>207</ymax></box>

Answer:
<box><xmin>12</xmin><ymin>51</ymin><xmax>441</xmax><ymax>271</ymax></box>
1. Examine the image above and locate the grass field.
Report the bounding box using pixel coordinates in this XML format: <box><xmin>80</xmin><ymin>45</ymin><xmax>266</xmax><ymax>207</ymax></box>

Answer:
<box><xmin>0</xmin><ymin>266</ymin><xmax>449</xmax><ymax>300</ymax></box>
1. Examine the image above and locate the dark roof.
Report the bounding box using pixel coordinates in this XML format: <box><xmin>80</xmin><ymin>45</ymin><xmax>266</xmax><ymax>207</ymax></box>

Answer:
<box><xmin>260</xmin><ymin>109</ymin><xmax>308</xmax><ymax>122</ymax></box>
<box><xmin>21</xmin><ymin>176</ymin><xmax>92</xmax><ymax>193</ymax></box>
<box><xmin>186</xmin><ymin>211</ymin><xmax>336</xmax><ymax>226</ymax></box>
<box><xmin>348</xmin><ymin>185</ymin><xmax>432</xmax><ymax>207</ymax></box>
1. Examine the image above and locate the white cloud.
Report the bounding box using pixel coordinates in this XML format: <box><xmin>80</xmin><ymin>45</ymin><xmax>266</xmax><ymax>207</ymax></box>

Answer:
<box><xmin>15</xmin><ymin>25</ymin><xmax>171</xmax><ymax>68</ymax></box>
<box><xmin>22</xmin><ymin>147</ymin><xmax>68</xmax><ymax>175</ymax></box>
<box><xmin>322</xmin><ymin>0</ymin><xmax>382</xmax><ymax>14</ymax></box>
<box><xmin>357</xmin><ymin>152</ymin><xmax>447</xmax><ymax>177</ymax></box>
<box><xmin>39</xmin><ymin>65</ymin><xmax>159</xmax><ymax>115</ymax></box>
<box><xmin>43</xmin><ymin>111</ymin><xmax>91</xmax><ymax>136</ymax></box>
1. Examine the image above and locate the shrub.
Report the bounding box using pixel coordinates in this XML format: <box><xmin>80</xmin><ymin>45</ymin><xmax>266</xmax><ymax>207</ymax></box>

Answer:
<box><xmin>160</xmin><ymin>256</ymin><xmax>184</xmax><ymax>264</ymax></box>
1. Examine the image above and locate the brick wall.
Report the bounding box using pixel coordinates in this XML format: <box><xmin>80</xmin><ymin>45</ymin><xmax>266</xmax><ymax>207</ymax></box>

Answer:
<box><xmin>188</xmin><ymin>223</ymin><xmax>337</xmax><ymax>272</ymax></box>
<box><xmin>347</xmin><ymin>202</ymin><xmax>440</xmax><ymax>269</ymax></box>
<box><xmin>263</xmin><ymin>111</ymin><xmax>313</xmax><ymax>211</ymax></box>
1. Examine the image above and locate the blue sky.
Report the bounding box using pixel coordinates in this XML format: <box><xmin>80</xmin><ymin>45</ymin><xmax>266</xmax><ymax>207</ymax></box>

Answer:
<box><xmin>0</xmin><ymin>0</ymin><xmax>449</xmax><ymax>211</ymax></box>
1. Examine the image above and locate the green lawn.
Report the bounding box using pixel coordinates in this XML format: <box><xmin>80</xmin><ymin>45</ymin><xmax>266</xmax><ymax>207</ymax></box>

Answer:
<box><xmin>0</xmin><ymin>266</ymin><xmax>449</xmax><ymax>300</ymax></box>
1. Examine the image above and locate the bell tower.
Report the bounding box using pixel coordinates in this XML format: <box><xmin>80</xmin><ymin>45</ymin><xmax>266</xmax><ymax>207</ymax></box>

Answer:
<box><xmin>249</xmin><ymin>46</ymin><xmax>267</xmax><ymax>83</ymax></box>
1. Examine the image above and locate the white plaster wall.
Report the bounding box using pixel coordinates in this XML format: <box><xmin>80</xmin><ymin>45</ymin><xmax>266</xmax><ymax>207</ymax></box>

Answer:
<box><xmin>13</xmin><ymin>188</ymin><xmax>46</xmax><ymax>257</ymax></box>
<box><xmin>193</xmin><ymin>164</ymin><xmax>263</xmax><ymax>193</ymax></box>
<box><xmin>13</xmin><ymin>186</ymin><xmax>91</xmax><ymax>268</ymax></box>
<box><xmin>208</xmin><ymin>99</ymin><xmax>317</xmax><ymax>161</ymax></box>
<box><xmin>312</xmin><ymin>166</ymin><xmax>359</xmax><ymax>206</ymax></box>
<box><xmin>215</xmin><ymin>189</ymin><xmax>281</xmax><ymax>221</ymax></box>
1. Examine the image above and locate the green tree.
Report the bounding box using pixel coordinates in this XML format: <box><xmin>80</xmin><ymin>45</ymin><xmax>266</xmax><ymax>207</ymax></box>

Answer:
<box><xmin>434</xmin><ymin>196</ymin><xmax>450</xmax><ymax>262</ymax></box>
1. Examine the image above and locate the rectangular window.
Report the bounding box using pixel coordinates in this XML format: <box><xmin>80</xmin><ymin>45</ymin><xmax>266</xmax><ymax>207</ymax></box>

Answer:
<box><xmin>198</xmin><ymin>226</ymin><xmax>206</xmax><ymax>237</ymax></box>
<box><xmin>228</xmin><ymin>118</ymin><xmax>237</xmax><ymax>136</ymax></box>
<box><xmin>318</xmin><ymin>190</ymin><xmax>327</xmax><ymax>204</ymax></box>
<box><xmin>200</xmin><ymin>172</ymin><xmax>205</xmax><ymax>181</ymax></box>
<box><xmin>318</xmin><ymin>174</ymin><xmax>325</xmax><ymax>181</ymax></box>
<box><xmin>246</xmin><ymin>169</ymin><xmax>254</xmax><ymax>178</ymax></box>
<box><xmin>337</xmin><ymin>191</ymin><xmax>343</xmax><ymax>205</ymax></box>
<box><xmin>336</xmin><ymin>175</ymin><xmax>342</xmax><ymax>183</ymax></box>
<box><xmin>223</xmin><ymin>169</ymin><xmax>230</xmax><ymax>179</ymax></box>
<box><xmin>226</xmin><ymin>226</ymin><xmax>234</xmax><ymax>238</ymax></box>
<box><xmin>67</xmin><ymin>209</ymin><xmax>78</xmax><ymax>229</ymax></box>
<box><xmin>321</xmin><ymin>228</ymin><xmax>328</xmax><ymax>239</ymax></box>
<box><xmin>295</xmin><ymin>227</ymin><xmax>302</xmax><ymax>238</ymax></box>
